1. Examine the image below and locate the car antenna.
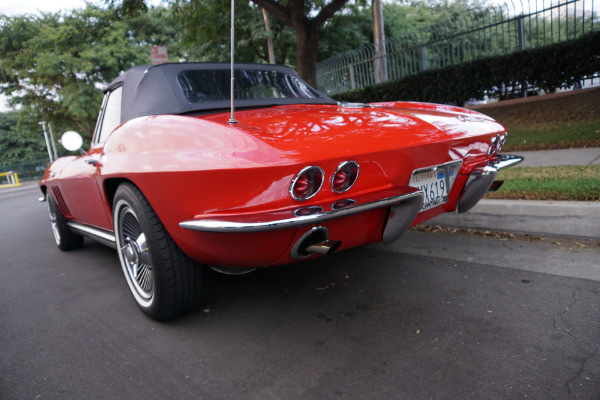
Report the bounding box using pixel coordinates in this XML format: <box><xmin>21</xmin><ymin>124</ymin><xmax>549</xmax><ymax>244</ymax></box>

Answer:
<box><xmin>228</xmin><ymin>0</ymin><xmax>238</xmax><ymax>125</ymax></box>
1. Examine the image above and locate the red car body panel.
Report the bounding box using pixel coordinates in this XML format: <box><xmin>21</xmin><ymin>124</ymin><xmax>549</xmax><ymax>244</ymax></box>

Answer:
<box><xmin>42</xmin><ymin>103</ymin><xmax>504</xmax><ymax>267</ymax></box>
<box><xmin>40</xmin><ymin>63</ymin><xmax>521</xmax><ymax>270</ymax></box>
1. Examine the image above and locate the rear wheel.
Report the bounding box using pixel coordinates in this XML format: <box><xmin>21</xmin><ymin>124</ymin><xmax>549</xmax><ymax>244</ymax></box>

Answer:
<box><xmin>46</xmin><ymin>192</ymin><xmax>84</xmax><ymax>251</ymax></box>
<box><xmin>113</xmin><ymin>183</ymin><xmax>203</xmax><ymax>321</ymax></box>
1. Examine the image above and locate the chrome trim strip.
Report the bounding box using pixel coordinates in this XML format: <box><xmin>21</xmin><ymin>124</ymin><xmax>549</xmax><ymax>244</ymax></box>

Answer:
<box><xmin>338</xmin><ymin>102</ymin><xmax>372</xmax><ymax>108</ymax></box>
<box><xmin>68</xmin><ymin>221</ymin><xmax>116</xmax><ymax>248</ymax></box>
<box><xmin>180</xmin><ymin>190</ymin><xmax>424</xmax><ymax>233</ymax></box>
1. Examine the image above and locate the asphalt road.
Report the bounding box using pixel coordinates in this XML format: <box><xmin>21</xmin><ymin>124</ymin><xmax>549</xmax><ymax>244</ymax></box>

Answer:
<box><xmin>1</xmin><ymin>185</ymin><xmax>599</xmax><ymax>400</ymax></box>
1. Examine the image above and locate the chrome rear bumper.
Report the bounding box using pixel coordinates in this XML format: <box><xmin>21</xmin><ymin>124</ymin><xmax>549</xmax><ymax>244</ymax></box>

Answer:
<box><xmin>457</xmin><ymin>154</ymin><xmax>523</xmax><ymax>213</ymax></box>
<box><xmin>179</xmin><ymin>154</ymin><xmax>522</xmax><ymax>244</ymax></box>
<box><xmin>180</xmin><ymin>187</ymin><xmax>424</xmax><ymax>243</ymax></box>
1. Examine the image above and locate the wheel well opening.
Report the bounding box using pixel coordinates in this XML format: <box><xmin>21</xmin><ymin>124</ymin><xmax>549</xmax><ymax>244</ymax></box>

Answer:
<box><xmin>103</xmin><ymin>178</ymin><xmax>134</xmax><ymax>210</ymax></box>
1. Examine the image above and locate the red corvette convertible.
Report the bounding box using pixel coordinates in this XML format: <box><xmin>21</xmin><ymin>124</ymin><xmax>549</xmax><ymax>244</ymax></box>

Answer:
<box><xmin>40</xmin><ymin>62</ymin><xmax>522</xmax><ymax>320</ymax></box>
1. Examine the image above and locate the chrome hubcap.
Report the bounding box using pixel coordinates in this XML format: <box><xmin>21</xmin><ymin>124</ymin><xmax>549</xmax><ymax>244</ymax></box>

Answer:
<box><xmin>124</xmin><ymin>238</ymin><xmax>141</xmax><ymax>268</ymax></box>
<box><xmin>118</xmin><ymin>207</ymin><xmax>153</xmax><ymax>301</ymax></box>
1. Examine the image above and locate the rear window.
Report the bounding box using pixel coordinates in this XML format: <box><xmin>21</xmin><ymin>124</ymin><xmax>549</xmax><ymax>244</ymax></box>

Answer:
<box><xmin>176</xmin><ymin>69</ymin><xmax>324</xmax><ymax>104</ymax></box>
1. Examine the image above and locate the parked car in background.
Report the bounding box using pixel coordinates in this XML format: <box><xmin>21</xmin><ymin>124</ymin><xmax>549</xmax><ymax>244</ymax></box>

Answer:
<box><xmin>40</xmin><ymin>62</ymin><xmax>522</xmax><ymax>320</ymax></box>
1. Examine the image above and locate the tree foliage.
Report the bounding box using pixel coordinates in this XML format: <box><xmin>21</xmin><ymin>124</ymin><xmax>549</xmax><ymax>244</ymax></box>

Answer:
<box><xmin>172</xmin><ymin>0</ymin><xmax>295</xmax><ymax>65</ymax></box>
<box><xmin>0</xmin><ymin>111</ymin><xmax>48</xmax><ymax>165</ymax></box>
<box><xmin>170</xmin><ymin>0</ymin><xmax>360</xmax><ymax>85</ymax></box>
<box><xmin>100</xmin><ymin>0</ymin><xmax>492</xmax><ymax>85</ymax></box>
<box><xmin>384</xmin><ymin>0</ymin><xmax>490</xmax><ymax>37</ymax></box>
<box><xmin>318</xmin><ymin>2</ymin><xmax>374</xmax><ymax>60</ymax></box>
<box><xmin>318</xmin><ymin>0</ymin><xmax>491</xmax><ymax>60</ymax></box>
<box><xmin>250</xmin><ymin>0</ymin><xmax>356</xmax><ymax>85</ymax></box>
<box><xmin>0</xmin><ymin>0</ymin><xmax>498</xmax><ymax>166</ymax></box>
<box><xmin>0</xmin><ymin>5</ymin><xmax>185</xmax><ymax>142</ymax></box>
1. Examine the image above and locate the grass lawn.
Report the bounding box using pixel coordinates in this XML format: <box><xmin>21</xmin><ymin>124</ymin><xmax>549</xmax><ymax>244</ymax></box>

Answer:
<box><xmin>473</xmin><ymin>87</ymin><xmax>600</xmax><ymax>151</ymax></box>
<box><xmin>485</xmin><ymin>165</ymin><xmax>600</xmax><ymax>201</ymax></box>
<box><xmin>471</xmin><ymin>87</ymin><xmax>600</xmax><ymax>201</ymax></box>
<box><xmin>503</xmin><ymin>120</ymin><xmax>600</xmax><ymax>151</ymax></box>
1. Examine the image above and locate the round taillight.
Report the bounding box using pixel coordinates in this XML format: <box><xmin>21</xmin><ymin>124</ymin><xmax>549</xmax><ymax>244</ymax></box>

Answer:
<box><xmin>498</xmin><ymin>133</ymin><xmax>507</xmax><ymax>152</ymax></box>
<box><xmin>488</xmin><ymin>134</ymin><xmax>500</xmax><ymax>156</ymax></box>
<box><xmin>289</xmin><ymin>166</ymin><xmax>325</xmax><ymax>201</ymax></box>
<box><xmin>331</xmin><ymin>161</ymin><xmax>359</xmax><ymax>193</ymax></box>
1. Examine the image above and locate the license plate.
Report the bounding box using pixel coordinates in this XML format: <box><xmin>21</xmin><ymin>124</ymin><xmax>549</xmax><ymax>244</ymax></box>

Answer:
<box><xmin>409</xmin><ymin>161</ymin><xmax>462</xmax><ymax>212</ymax></box>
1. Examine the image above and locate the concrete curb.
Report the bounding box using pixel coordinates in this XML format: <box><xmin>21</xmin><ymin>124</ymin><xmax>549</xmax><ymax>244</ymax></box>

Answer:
<box><xmin>428</xmin><ymin>199</ymin><xmax>600</xmax><ymax>240</ymax></box>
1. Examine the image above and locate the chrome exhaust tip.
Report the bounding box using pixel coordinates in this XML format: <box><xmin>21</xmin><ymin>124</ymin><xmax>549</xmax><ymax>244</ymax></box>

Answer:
<box><xmin>306</xmin><ymin>239</ymin><xmax>342</xmax><ymax>256</ymax></box>
<box><xmin>290</xmin><ymin>226</ymin><xmax>341</xmax><ymax>260</ymax></box>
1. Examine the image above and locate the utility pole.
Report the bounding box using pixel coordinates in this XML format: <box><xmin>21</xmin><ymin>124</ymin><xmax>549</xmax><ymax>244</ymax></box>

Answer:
<box><xmin>48</xmin><ymin>123</ymin><xmax>58</xmax><ymax>160</ymax></box>
<box><xmin>373</xmin><ymin>0</ymin><xmax>388</xmax><ymax>83</ymax></box>
<box><xmin>39</xmin><ymin>122</ymin><xmax>54</xmax><ymax>163</ymax></box>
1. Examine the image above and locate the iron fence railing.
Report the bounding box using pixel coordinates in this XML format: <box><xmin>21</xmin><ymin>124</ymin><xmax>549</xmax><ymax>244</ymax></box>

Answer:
<box><xmin>317</xmin><ymin>0</ymin><xmax>599</xmax><ymax>95</ymax></box>
<box><xmin>0</xmin><ymin>160</ymin><xmax>48</xmax><ymax>182</ymax></box>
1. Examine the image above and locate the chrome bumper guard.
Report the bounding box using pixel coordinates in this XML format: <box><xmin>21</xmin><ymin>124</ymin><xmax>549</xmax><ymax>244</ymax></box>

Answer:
<box><xmin>457</xmin><ymin>154</ymin><xmax>523</xmax><ymax>213</ymax></box>
<box><xmin>180</xmin><ymin>188</ymin><xmax>424</xmax><ymax>244</ymax></box>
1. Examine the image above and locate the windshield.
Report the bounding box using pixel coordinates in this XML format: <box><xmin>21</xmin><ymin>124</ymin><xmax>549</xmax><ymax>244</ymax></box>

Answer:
<box><xmin>176</xmin><ymin>69</ymin><xmax>325</xmax><ymax>104</ymax></box>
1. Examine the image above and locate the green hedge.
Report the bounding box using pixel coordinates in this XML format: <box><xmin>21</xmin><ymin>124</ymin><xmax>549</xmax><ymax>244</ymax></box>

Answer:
<box><xmin>333</xmin><ymin>31</ymin><xmax>600</xmax><ymax>106</ymax></box>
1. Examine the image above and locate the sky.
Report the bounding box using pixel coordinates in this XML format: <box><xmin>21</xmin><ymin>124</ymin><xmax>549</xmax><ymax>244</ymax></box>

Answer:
<box><xmin>0</xmin><ymin>0</ymin><xmax>90</xmax><ymax>16</ymax></box>
<box><xmin>1</xmin><ymin>0</ymin><xmax>164</xmax><ymax>16</ymax></box>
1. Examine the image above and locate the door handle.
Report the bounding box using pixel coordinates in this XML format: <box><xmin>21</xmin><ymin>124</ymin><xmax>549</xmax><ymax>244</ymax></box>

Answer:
<box><xmin>85</xmin><ymin>158</ymin><xmax>99</xmax><ymax>166</ymax></box>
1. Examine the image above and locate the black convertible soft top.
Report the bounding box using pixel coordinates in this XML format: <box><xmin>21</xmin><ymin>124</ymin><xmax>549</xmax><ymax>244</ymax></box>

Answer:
<box><xmin>107</xmin><ymin>62</ymin><xmax>337</xmax><ymax>123</ymax></box>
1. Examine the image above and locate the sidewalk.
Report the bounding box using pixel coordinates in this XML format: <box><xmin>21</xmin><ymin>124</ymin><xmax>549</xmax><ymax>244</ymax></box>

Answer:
<box><xmin>429</xmin><ymin>148</ymin><xmax>600</xmax><ymax>240</ymax></box>
<box><xmin>516</xmin><ymin>147</ymin><xmax>600</xmax><ymax>167</ymax></box>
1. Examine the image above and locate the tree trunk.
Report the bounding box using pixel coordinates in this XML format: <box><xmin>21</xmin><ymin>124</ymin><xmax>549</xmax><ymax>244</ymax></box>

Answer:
<box><xmin>294</xmin><ymin>22</ymin><xmax>320</xmax><ymax>87</ymax></box>
<box><xmin>250</xmin><ymin>0</ymin><xmax>350</xmax><ymax>87</ymax></box>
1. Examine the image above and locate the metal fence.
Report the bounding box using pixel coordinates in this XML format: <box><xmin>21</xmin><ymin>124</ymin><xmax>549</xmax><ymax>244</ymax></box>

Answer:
<box><xmin>0</xmin><ymin>160</ymin><xmax>48</xmax><ymax>182</ymax></box>
<box><xmin>317</xmin><ymin>0</ymin><xmax>600</xmax><ymax>95</ymax></box>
